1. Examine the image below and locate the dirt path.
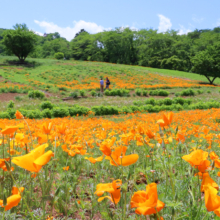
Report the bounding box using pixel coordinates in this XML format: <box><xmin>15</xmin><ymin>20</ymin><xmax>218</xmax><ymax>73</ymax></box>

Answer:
<box><xmin>0</xmin><ymin>93</ymin><xmax>25</xmax><ymax>102</ymax></box>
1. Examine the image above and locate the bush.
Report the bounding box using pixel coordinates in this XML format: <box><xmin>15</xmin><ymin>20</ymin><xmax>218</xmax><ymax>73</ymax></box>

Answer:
<box><xmin>135</xmin><ymin>89</ymin><xmax>142</xmax><ymax>96</ymax></box>
<box><xmin>40</xmin><ymin>101</ymin><xmax>54</xmax><ymax>110</ymax></box>
<box><xmin>79</xmin><ymin>90</ymin><xmax>86</xmax><ymax>97</ymax></box>
<box><xmin>0</xmin><ymin>112</ymin><xmax>10</xmax><ymax>119</ymax></box>
<box><xmin>90</xmin><ymin>90</ymin><xmax>97</xmax><ymax>97</ymax></box>
<box><xmin>180</xmin><ymin>89</ymin><xmax>195</xmax><ymax>96</ymax></box>
<box><xmin>52</xmin><ymin>107</ymin><xmax>70</xmax><ymax>118</ymax></box>
<box><xmin>7</xmin><ymin>100</ymin><xmax>15</xmax><ymax>109</ymax></box>
<box><xmin>149</xmin><ymin>90</ymin><xmax>158</xmax><ymax>96</ymax></box>
<box><xmin>207</xmin><ymin>90</ymin><xmax>211</xmax><ymax>94</ymax></box>
<box><xmin>143</xmin><ymin>90</ymin><xmax>148</xmax><ymax>96</ymax></box>
<box><xmin>104</xmin><ymin>90</ymin><xmax>110</xmax><ymax>96</ymax></box>
<box><xmin>68</xmin><ymin>106</ymin><xmax>90</xmax><ymax>116</ymax></box>
<box><xmin>54</xmin><ymin>52</ymin><xmax>64</xmax><ymax>60</ymax></box>
<box><xmin>197</xmin><ymin>89</ymin><xmax>204</xmax><ymax>94</ymax></box>
<box><xmin>28</xmin><ymin>90</ymin><xmax>45</xmax><ymax>99</ymax></box>
<box><xmin>42</xmin><ymin>109</ymin><xmax>53</xmax><ymax>118</ymax></box>
<box><xmin>145</xmin><ymin>98</ymin><xmax>156</xmax><ymax>106</ymax></box>
<box><xmin>26</xmin><ymin>110</ymin><xmax>42</xmax><ymax>119</ymax></box>
<box><xmin>70</xmin><ymin>91</ymin><xmax>78</xmax><ymax>98</ymax></box>
<box><xmin>7</xmin><ymin>108</ymin><xmax>16</xmax><ymax>119</ymax></box>
<box><xmin>163</xmin><ymin>98</ymin><xmax>173</xmax><ymax>105</ymax></box>
<box><xmin>91</xmin><ymin>106</ymin><xmax>119</xmax><ymax>116</ymax></box>
<box><xmin>158</xmin><ymin>90</ymin><xmax>169</xmax><ymax>96</ymax></box>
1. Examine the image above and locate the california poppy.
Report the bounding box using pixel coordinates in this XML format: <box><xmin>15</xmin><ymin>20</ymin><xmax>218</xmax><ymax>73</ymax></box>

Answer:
<box><xmin>15</xmin><ymin>110</ymin><xmax>24</xmax><ymax>119</ymax></box>
<box><xmin>105</xmin><ymin>146</ymin><xmax>139</xmax><ymax>166</ymax></box>
<box><xmin>94</xmin><ymin>179</ymin><xmax>122</xmax><ymax>204</ymax></box>
<box><xmin>1</xmin><ymin>126</ymin><xmax>19</xmax><ymax>135</ymax></box>
<box><xmin>130</xmin><ymin>183</ymin><xmax>165</xmax><ymax>215</ymax></box>
<box><xmin>0</xmin><ymin>194</ymin><xmax>21</xmax><ymax>211</ymax></box>
<box><xmin>12</xmin><ymin>144</ymin><xmax>53</xmax><ymax>173</ymax></box>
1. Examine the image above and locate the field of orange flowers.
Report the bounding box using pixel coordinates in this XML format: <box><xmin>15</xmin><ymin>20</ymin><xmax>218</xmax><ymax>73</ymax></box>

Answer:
<box><xmin>0</xmin><ymin>59</ymin><xmax>217</xmax><ymax>95</ymax></box>
<box><xmin>1</xmin><ymin>109</ymin><xmax>220</xmax><ymax>219</ymax></box>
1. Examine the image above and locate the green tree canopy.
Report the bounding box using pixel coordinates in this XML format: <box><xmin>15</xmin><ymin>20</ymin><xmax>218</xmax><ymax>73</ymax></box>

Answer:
<box><xmin>2</xmin><ymin>23</ymin><xmax>37</xmax><ymax>62</ymax></box>
<box><xmin>191</xmin><ymin>43</ymin><xmax>220</xmax><ymax>84</ymax></box>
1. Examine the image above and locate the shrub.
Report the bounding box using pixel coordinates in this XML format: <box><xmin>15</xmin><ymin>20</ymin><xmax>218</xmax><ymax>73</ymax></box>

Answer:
<box><xmin>133</xmin><ymin>101</ymin><xmax>143</xmax><ymax>106</ymax></box>
<box><xmin>7</xmin><ymin>100</ymin><xmax>15</xmax><ymax>109</ymax></box>
<box><xmin>52</xmin><ymin>107</ymin><xmax>70</xmax><ymax>118</ymax></box>
<box><xmin>180</xmin><ymin>89</ymin><xmax>195</xmax><ymax>96</ymax></box>
<box><xmin>197</xmin><ymin>89</ymin><xmax>204</xmax><ymax>94</ymax></box>
<box><xmin>40</xmin><ymin>101</ymin><xmax>54</xmax><ymax>110</ymax></box>
<box><xmin>149</xmin><ymin>90</ymin><xmax>158</xmax><ymax>96</ymax></box>
<box><xmin>26</xmin><ymin>110</ymin><xmax>42</xmax><ymax>119</ymax></box>
<box><xmin>42</xmin><ymin>109</ymin><xmax>53</xmax><ymax>118</ymax></box>
<box><xmin>79</xmin><ymin>90</ymin><xmax>86</xmax><ymax>97</ymax></box>
<box><xmin>207</xmin><ymin>90</ymin><xmax>211</xmax><ymax>94</ymax></box>
<box><xmin>163</xmin><ymin>98</ymin><xmax>173</xmax><ymax>105</ymax></box>
<box><xmin>135</xmin><ymin>89</ymin><xmax>142</xmax><ymax>96</ymax></box>
<box><xmin>90</xmin><ymin>90</ymin><xmax>97</xmax><ymax>97</ymax></box>
<box><xmin>158</xmin><ymin>90</ymin><xmax>169</xmax><ymax>96</ymax></box>
<box><xmin>54</xmin><ymin>52</ymin><xmax>64</xmax><ymax>60</ymax></box>
<box><xmin>174</xmin><ymin>97</ymin><xmax>185</xmax><ymax>105</ymax></box>
<box><xmin>0</xmin><ymin>112</ymin><xmax>10</xmax><ymax>119</ymax></box>
<box><xmin>28</xmin><ymin>90</ymin><xmax>45</xmax><ymax>99</ymax></box>
<box><xmin>145</xmin><ymin>98</ymin><xmax>156</xmax><ymax>106</ymax></box>
<box><xmin>70</xmin><ymin>91</ymin><xmax>78</xmax><ymax>98</ymax></box>
<box><xmin>7</xmin><ymin>108</ymin><xmax>16</xmax><ymax>119</ymax></box>
<box><xmin>104</xmin><ymin>90</ymin><xmax>110</xmax><ymax>96</ymax></box>
<box><xmin>143</xmin><ymin>90</ymin><xmax>148</xmax><ymax>96</ymax></box>
<box><xmin>68</xmin><ymin>106</ymin><xmax>90</xmax><ymax>116</ymax></box>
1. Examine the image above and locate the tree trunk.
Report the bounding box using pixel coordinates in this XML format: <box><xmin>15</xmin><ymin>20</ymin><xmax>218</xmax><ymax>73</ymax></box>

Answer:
<box><xmin>204</xmin><ymin>75</ymin><xmax>213</xmax><ymax>84</ymax></box>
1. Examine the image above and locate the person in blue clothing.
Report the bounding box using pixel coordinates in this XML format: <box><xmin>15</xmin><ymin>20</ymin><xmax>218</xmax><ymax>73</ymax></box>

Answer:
<box><xmin>105</xmin><ymin>77</ymin><xmax>110</xmax><ymax>89</ymax></box>
<box><xmin>100</xmin><ymin>77</ymin><xmax>104</xmax><ymax>94</ymax></box>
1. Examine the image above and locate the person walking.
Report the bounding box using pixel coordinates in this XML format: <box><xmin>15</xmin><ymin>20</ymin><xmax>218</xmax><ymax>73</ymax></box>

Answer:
<box><xmin>100</xmin><ymin>77</ymin><xmax>104</xmax><ymax>94</ymax></box>
<box><xmin>105</xmin><ymin>77</ymin><xmax>110</xmax><ymax>89</ymax></box>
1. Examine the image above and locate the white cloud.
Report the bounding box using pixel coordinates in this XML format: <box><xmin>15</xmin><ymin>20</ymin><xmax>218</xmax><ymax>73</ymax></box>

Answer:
<box><xmin>157</xmin><ymin>14</ymin><xmax>172</xmax><ymax>32</ymax></box>
<box><xmin>34</xmin><ymin>31</ymin><xmax>43</xmax><ymax>36</ymax></box>
<box><xmin>34</xmin><ymin>20</ymin><xmax>108</xmax><ymax>41</ymax></box>
<box><xmin>177</xmin><ymin>25</ymin><xmax>192</xmax><ymax>35</ymax></box>
<box><xmin>192</xmin><ymin>15</ymin><xmax>204</xmax><ymax>23</ymax></box>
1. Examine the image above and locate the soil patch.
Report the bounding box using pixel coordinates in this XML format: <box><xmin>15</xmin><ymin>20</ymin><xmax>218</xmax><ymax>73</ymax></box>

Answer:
<box><xmin>0</xmin><ymin>93</ymin><xmax>25</xmax><ymax>102</ymax></box>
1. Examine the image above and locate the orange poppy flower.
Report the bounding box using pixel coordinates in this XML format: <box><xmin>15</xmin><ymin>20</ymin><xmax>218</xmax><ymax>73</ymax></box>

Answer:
<box><xmin>12</xmin><ymin>144</ymin><xmax>53</xmax><ymax>173</ymax></box>
<box><xmin>145</xmin><ymin>129</ymin><xmax>155</xmax><ymax>139</ymax></box>
<box><xmin>94</xmin><ymin>179</ymin><xmax>122</xmax><ymax>204</ymax></box>
<box><xmin>0</xmin><ymin>194</ymin><xmax>21</xmax><ymax>211</ymax></box>
<box><xmin>63</xmin><ymin>166</ymin><xmax>69</xmax><ymax>171</ymax></box>
<box><xmin>99</xmin><ymin>137</ymin><xmax>116</xmax><ymax>156</ymax></box>
<box><xmin>201</xmin><ymin>173</ymin><xmax>219</xmax><ymax>192</ymax></box>
<box><xmin>1</xmin><ymin>126</ymin><xmax>19</xmax><ymax>135</ymax></box>
<box><xmin>210</xmin><ymin>152</ymin><xmax>219</xmax><ymax>160</ymax></box>
<box><xmin>182</xmin><ymin>149</ymin><xmax>210</xmax><ymax>172</ymax></box>
<box><xmin>204</xmin><ymin>185</ymin><xmax>220</xmax><ymax>212</ymax></box>
<box><xmin>15</xmin><ymin>110</ymin><xmax>24</xmax><ymax>119</ymax></box>
<box><xmin>42</xmin><ymin>122</ymin><xmax>53</xmax><ymax>135</ymax></box>
<box><xmin>106</xmin><ymin>146</ymin><xmax>139</xmax><ymax>166</ymax></box>
<box><xmin>85</xmin><ymin>156</ymin><xmax>103</xmax><ymax>164</ymax></box>
<box><xmin>157</xmin><ymin>112</ymin><xmax>173</xmax><ymax>127</ymax></box>
<box><xmin>130</xmin><ymin>183</ymin><xmax>165</xmax><ymax>216</ymax></box>
<box><xmin>12</xmin><ymin>186</ymin><xmax>25</xmax><ymax>195</ymax></box>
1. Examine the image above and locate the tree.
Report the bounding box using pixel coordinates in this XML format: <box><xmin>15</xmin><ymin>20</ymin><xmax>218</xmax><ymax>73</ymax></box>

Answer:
<box><xmin>191</xmin><ymin>43</ymin><xmax>220</xmax><ymax>84</ymax></box>
<box><xmin>74</xmin><ymin>29</ymin><xmax>88</xmax><ymax>38</ymax></box>
<box><xmin>2</xmin><ymin>23</ymin><xmax>37</xmax><ymax>62</ymax></box>
<box><xmin>54</xmin><ymin>52</ymin><xmax>64</xmax><ymax>60</ymax></box>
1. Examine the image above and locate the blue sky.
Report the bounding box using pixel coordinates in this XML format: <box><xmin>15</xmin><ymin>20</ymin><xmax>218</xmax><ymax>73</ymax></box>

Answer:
<box><xmin>1</xmin><ymin>0</ymin><xmax>220</xmax><ymax>40</ymax></box>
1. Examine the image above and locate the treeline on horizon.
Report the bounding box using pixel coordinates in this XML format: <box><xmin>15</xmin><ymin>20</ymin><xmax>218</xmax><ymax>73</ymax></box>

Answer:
<box><xmin>1</xmin><ymin>26</ymin><xmax>220</xmax><ymax>72</ymax></box>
